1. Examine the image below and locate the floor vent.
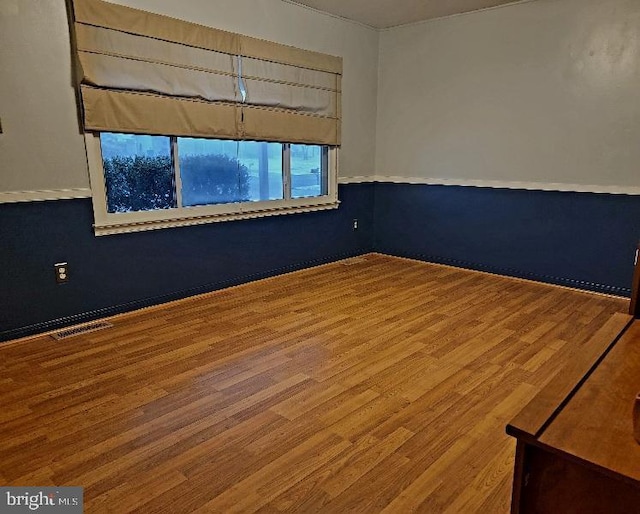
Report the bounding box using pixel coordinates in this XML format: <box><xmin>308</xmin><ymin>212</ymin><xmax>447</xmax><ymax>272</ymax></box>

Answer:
<box><xmin>51</xmin><ymin>321</ymin><xmax>113</xmax><ymax>340</ymax></box>
<box><xmin>340</xmin><ymin>256</ymin><xmax>368</xmax><ymax>266</ymax></box>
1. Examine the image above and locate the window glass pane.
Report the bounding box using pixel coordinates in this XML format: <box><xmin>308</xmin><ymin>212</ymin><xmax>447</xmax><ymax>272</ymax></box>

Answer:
<box><xmin>291</xmin><ymin>144</ymin><xmax>324</xmax><ymax>199</ymax></box>
<box><xmin>100</xmin><ymin>133</ymin><xmax>175</xmax><ymax>213</ymax></box>
<box><xmin>241</xmin><ymin>141</ymin><xmax>283</xmax><ymax>202</ymax></box>
<box><xmin>178</xmin><ymin>138</ymin><xmax>283</xmax><ymax>206</ymax></box>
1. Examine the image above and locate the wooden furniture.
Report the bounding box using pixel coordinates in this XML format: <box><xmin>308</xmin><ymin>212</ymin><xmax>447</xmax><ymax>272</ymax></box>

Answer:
<box><xmin>507</xmin><ymin>315</ymin><xmax>640</xmax><ymax>513</ymax></box>
<box><xmin>631</xmin><ymin>241</ymin><xmax>640</xmax><ymax>317</ymax></box>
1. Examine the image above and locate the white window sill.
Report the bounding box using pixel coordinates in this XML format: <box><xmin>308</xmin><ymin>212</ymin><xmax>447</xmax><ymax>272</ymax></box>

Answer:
<box><xmin>93</xmin><ymin>200</ymin><xmax>340</xmax><ymax>236</ymax></box>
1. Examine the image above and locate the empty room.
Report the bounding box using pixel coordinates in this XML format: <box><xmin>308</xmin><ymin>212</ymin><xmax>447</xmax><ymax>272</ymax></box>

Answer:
<box><xmin>1</xmin><ymin>0</ymin><xmax>640</xmax><ymax>512</ymax></box>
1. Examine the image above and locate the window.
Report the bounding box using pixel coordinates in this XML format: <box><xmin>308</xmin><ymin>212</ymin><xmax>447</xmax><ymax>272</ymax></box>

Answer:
<box><xmin>71</xmin><ymin>0</ymin><xmax>342</xmax><ymax>235</ymax></box>
<box><xmin>86</xmin><ymin>133</ymin><xmax>337</xmax><ymax>235</ymax></box>
<box><xmin>101</xmin><ymin>133</ymin><xmax>174</xmax><ymax>213</ymax></box>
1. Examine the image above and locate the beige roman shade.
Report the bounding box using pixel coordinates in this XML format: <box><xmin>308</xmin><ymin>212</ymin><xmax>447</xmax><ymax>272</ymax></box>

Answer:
<box><xmin>70</xmin><ymin>0</ymin><xmax>342</xmax><ymax>145</ymax></box>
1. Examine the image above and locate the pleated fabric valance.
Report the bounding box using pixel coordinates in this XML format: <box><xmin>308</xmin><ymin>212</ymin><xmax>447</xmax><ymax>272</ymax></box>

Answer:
<box><xmin>70</xmin><ymin>0</ymin><xmax>342</xmax><ymax>145</ymax></box>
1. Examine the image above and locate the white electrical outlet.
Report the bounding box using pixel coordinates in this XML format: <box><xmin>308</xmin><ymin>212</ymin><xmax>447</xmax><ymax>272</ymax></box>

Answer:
<box><xmin>54</xmin><ymin>262</ymin><xmax>69</xmax><ymax>284</ymax></box>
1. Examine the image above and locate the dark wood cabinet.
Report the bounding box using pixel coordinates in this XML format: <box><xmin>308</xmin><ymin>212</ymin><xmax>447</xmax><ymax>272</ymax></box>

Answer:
<box><xmin>507</xmin><ymin>316</ymin><xmax>640</xmax><ymax>513</ymax></box>
<box><xmin>631</xmin><ymin>241</ymin><xmax>640</xmax><ymax>317</ymax></box>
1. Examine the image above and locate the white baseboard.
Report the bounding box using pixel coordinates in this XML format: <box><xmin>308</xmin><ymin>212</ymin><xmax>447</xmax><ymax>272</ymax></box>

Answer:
<box><xmin>0</xmin><ymin>188</ymin><xmax>92</xmax><ymax>203</ymax></box>
<box><xmin>3</xmin><ymin>178</ymin><xmax>638</xmax><ymax>203</ymax></box>
<box><xmin>338</xmin><ymin>176</ymin><xmax>373</xmax><ymax>184</ymax></box>
<box><xmin>339</xmin><ymin>175</ymin><xmax>640</xmax><ymax>195</ymax></box>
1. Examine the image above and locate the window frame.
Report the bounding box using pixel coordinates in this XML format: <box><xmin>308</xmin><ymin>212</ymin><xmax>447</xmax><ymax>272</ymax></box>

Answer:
<box><xmin>85</xmin><ymin>133</ymin><xmax>339</xmax><ymax>236</ymax></box>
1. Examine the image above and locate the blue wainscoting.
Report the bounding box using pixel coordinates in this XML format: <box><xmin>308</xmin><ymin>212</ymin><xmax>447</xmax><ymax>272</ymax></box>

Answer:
<box><xmin>0</xmin><ymin>183</ymin><xmax>375</xmax><ymax>342</ymax></box>
<box><xmin>3</xmin><ymin>181</ymin><xmax>639</xmax><ymax>341</ymax></box>
<box><xmin>374</xmin><ymin>182</ymin><xmax>640</xmax><ymax>296</ymax></box>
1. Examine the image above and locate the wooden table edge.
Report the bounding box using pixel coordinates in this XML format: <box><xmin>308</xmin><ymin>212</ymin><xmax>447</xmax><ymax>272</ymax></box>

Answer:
<box><xmin>506</xmin><ymin>312</ymin><xmax>634</xmax><ymax>440</ymax></box>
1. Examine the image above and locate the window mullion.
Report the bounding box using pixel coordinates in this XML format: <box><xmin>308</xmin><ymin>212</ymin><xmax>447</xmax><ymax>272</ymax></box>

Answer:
<box><xmin>321</xmin><ymin>146</ymin><xmax>329</xmax><ymax>196</ymax></box>
<box><xmin>172</xmin><ymin>137</ymin><xmax>183</xmax><ymax>209</ymax></box>
<box><xmin>283</xmin><ymin>143</ymin><xmax>291</xmax><ymax>201</ymax></box>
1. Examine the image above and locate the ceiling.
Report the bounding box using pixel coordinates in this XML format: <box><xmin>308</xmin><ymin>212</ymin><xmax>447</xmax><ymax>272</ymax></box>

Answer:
<box><xmin>290</xmin><ymin>0</ymin><xmax>526</xmax><ymax>29</ymax></box>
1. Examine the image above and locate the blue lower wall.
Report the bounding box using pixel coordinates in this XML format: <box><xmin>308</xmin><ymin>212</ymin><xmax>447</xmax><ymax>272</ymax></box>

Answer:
<box><xmin>2</xmin><ymin>181</ymin><xmax>638</xmax><ymax>341</ymax></box>
<box><xmin>374</xmin><ymin>183</ymin><xmax>640</xmax><ymax>296</ymax></box>
<box><xmin>0</xmin><ymin>183</ymin><xmax>375</xmax><ymax>341</ymax></box>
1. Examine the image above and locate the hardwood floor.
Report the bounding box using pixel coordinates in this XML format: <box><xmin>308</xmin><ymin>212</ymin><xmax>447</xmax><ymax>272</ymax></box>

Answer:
<box><xmin>0</xmin><ymin>254</ymin><xmax>628</xmax><ymax>513</ymax></box>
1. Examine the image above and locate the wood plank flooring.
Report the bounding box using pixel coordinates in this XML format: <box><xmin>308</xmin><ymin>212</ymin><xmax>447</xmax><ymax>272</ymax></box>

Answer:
<box><xmin>0</xmin><ymin>253</ymin><xmax>629</xmax><ymax>512</ymax></box>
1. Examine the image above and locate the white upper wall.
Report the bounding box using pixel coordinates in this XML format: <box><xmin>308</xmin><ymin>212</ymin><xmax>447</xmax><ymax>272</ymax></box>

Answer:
<box><xmin>0</xmin><ymin>0</ymin><xmax>379</xmax><ymax>195</ymax></box>
<box><xmin>3</xmin><ymin>0</ymin><xmax>639</xmax><ymax>196</ymax></box>
<box><xmin>0</xmin><ymin>0</ymin><xmax>90</xmax><ymax>194</ymax></box>
<box><xmin>375</xmin><ymin>0</ymin><xmax>640</xmax><ymax>191</ymax></box>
